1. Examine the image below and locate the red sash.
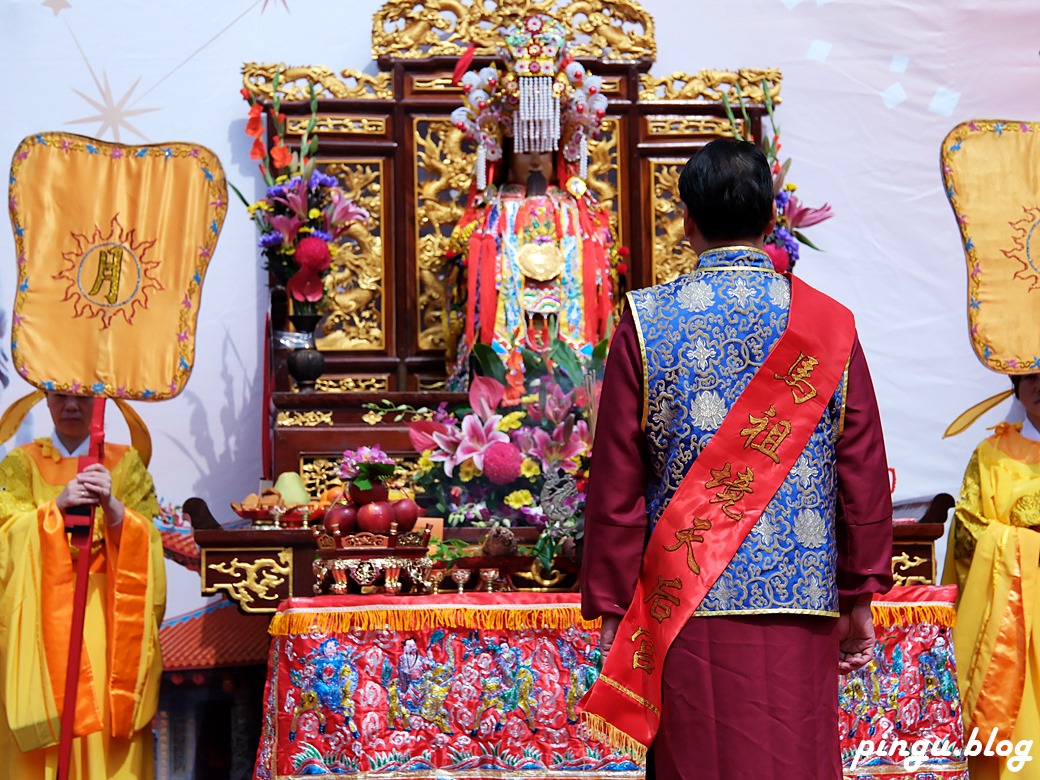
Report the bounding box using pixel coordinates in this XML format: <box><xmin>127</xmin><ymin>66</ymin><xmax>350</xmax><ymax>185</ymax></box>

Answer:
<box><xmin>579</xmin><ymin>276</ymin><xmax>856</xmax><ymax>756</ymax></box>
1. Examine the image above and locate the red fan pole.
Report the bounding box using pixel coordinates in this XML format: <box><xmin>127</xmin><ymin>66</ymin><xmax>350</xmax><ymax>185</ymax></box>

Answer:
<box><xmin>57</xmin><ymin>397</ymin><xmax>106</xmax><ymax>780</ymax></box>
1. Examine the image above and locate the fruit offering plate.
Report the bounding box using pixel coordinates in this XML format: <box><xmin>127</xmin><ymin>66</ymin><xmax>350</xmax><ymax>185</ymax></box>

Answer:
<box><xmin>230</xmin><ymin>503</ymin><xmax>325</xmax><ymax>529</ymax></box>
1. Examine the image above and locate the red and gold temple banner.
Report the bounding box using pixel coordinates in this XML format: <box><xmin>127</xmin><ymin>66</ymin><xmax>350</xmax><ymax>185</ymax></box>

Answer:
<box><xmin>7</xmin><ymin>132</ymin><xmax>227</xmax><ymax>399</ymax></box>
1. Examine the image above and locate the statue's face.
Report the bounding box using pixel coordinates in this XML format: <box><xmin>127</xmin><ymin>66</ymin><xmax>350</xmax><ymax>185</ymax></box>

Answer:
<box><xmin>508</xmin><ymin>150</ymin><xmax>554</xmax><ymax>186</ymax></box>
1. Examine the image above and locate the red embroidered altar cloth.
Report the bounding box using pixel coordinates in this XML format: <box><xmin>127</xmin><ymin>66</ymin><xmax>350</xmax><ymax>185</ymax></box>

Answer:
<box><xmin>252</xmin><ymin>593</ymin><xmax>644</xmax><ymax>780</ymax></box>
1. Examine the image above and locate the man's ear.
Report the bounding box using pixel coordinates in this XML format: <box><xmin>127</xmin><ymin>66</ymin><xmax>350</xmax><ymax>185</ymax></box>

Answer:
<box><xmin>682</xmin><ymin>205</ymin><xmax>695</xmax><ymax>242</ymax></box>
<box><xmin>764</xmin><ymin>200</ymin><xmax>777</xmax><ymax>239</ymax></box>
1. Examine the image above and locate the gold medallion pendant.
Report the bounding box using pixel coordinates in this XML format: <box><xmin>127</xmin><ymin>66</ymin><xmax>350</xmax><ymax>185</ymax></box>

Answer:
<box><xmin>516</xmin><ymin>242</ymin><xmax>565</xmax><ymax>282</ymax></box>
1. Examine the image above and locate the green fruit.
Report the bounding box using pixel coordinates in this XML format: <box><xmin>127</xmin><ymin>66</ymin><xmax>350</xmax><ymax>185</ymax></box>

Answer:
<box><xmin>273</xmin><ymin>471</ymin><xmax>311</xmax><ymax>506</ymax></box>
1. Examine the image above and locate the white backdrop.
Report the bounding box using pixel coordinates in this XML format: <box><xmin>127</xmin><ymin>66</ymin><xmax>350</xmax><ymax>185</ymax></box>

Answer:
<box><xmin>2</xmin><ymin>0</ymin><xmax>1033</xmax><ymax>618</ymax></box>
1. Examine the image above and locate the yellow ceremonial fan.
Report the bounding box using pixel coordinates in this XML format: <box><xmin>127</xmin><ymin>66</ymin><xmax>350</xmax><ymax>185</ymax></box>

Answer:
<box><xmin>940</xmin><ymin>120</ymin><xmax>1040</xmax><ymax>434</ymax></box>
<box><xmin>8</xmin><ymin>132</ymin><xmax>227</xmax><ymax>399</ymax></box>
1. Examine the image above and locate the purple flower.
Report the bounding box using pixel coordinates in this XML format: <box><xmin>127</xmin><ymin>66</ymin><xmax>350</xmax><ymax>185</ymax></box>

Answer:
<box><xmin>259</xmin><ymin>231</ymin><xmax>285</xmax><ymax>248</ymax></box>
<box><xmin>266</xmin><ymin>185</ymin><xmax>286</xmax><ymax>199</ymax></box>
<box><xmin>309</xmin><ymin>171</ymin><xmax>338</xmax><ymax>189</ymax></box>
<box><xmin>310</xmin><ymin>229</ymin><xmax>333</xmax><ymax>242</ymax></box>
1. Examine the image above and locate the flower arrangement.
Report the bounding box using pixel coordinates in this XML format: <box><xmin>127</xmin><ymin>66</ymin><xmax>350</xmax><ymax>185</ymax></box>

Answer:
<box><xmin>723</xmin><ymin>83</ymin><xmax>834</xmax><ymax>273</ymax></box>
<box><xmin>233</xmin><ymin>70</ymin><xmax>369</xmax><ymax>315</ymax></box>
<box><xmin>339</xmin><ymin>444</ymin><xmax>397</xmax><ymax>491</ymax></box>
<box><xmin>364</xmin><ymin>344</ymin><xmax>600</xmax><ymax>571</ymax></box>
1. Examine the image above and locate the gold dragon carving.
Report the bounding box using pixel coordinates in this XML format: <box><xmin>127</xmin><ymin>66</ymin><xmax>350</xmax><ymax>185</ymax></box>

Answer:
<box><xmin>651</xmin><ymin>161</ymin><xmax>698</xmax><ymax>285</ymax></box>
<box><xmin>317</xmin><ymin>161</ymin><xmax>385</xmax><ymax>351</ymax></box>
<box><xmin>242</xmin><ymin>63</ymin><xmax>393</xmax><ymax>101</ymax></box>
<box><xmin>372</xmin><ymin>0</ymin><xmax>655</xmax><ymax>61</ymax></box>
<box><xmin>639</xmin><ymin>69</ymin><xmax>782</xmax><ymax>104</ymax></box>
<box><xmin>414</xmin><ymin>118</ymin><xmax>472</xmax><ymax>351</ymax></box>
<box><xmin>203</xmin><ymin>550</ymin><xmax>292</xmax><ymax>613</ymax></box>
<box><xmin>587</xmin><ymin>118</ymin><xmax>622</xmax><ymax>246</ymax></box>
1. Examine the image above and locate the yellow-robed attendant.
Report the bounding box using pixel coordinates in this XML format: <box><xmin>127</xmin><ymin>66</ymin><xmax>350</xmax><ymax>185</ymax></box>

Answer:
<box><xmin>0</xmin><ymin>393</ymin><xmax>165</xmax><ymax>780</ymax></box>
<box><xmin>943</xmin><ymin>374</ymin><xmax>1040</xmax><ymax>780</ymax></box>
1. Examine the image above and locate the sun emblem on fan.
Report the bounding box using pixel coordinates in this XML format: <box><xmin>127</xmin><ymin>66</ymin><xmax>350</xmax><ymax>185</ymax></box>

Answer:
<box><xmin>54</xmin><ymin>215</ymin><xmax>162</xmax><ymax>327</ymax></box>
<box><xmin>1006</xmin><ymin>205</ymin><xmax>1040</xmax><ymax>291</ymax></box>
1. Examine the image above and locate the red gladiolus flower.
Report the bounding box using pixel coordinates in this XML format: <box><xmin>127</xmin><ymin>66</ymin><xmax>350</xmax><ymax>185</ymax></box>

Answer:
<box><xmin>295</xmin><ymin>236</ymin><xmax>332</xmax><ymax>273</ymax></box>
<box><xmin>240</xmin><ymin>88</ymin><xmax>252</xmax><ymax>101</ymax></box>
<box><xmin>245</xmin><ymin>103</ymin><xmax>264</xmax><ymax>138</ymax></box>
<box><xmin>763</xmin><ymin>242</ymin><xmax>791</xmax><ymax>273</ymax></box>
<box><xmin>249</xmin><ymin>137</ymin><xmax>266</xmax><ymax>161</ymax></box>
<box><xmin>270</xmin><ymin>139</ymin><xmax>292</xmax><ymax>169</ymax></box>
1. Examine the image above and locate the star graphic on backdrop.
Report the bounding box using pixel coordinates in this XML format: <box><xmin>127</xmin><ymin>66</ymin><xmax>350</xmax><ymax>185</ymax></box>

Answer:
<box><xmin>67</xmin><ymin>72</ymin><xmax>157</xmax><ymax>142</ymax></box>
<box><xmin>41</xmin><ymin>0</ymin><xmax>71</xmax><ymax>15</ymax></box>
<box><xmin>261</xmin><ymin>0</ymin><xmax>290</xmax><ymax>11</ymax></box>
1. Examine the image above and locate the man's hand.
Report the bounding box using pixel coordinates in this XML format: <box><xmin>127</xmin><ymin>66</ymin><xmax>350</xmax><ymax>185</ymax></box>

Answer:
<box><xmin>838</xmin><ymin>596</ymin><xmax>876</xmax><ymax>675</ymax></box>
<box><xmin>599</xmin><ymin>614</ymin><xmax>621</xmax><ymax>654</ymax></box>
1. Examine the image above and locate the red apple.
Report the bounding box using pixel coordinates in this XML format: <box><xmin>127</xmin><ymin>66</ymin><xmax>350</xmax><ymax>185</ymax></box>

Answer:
<box><xmin>357</xmin><ymin>500</ymin><xmax>395</xmax><ymax>534</ymax></box>
<box><xmin>349</xmin><ymin>481</ymin><xmax>389</xmax><ymax>506</ymax></box>
<box><xmin>323</xmin><ymin>502</ymin><xmax>358</xmax><ymax>536</ymax></box>
<box><xmin>391</xmin><ymin>498</ymin><xmax>420</xmax><ymax>532</ymax></box>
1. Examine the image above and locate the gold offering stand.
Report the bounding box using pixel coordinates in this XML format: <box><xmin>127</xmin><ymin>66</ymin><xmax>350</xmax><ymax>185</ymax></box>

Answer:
<box><xmin>312</xmin><ymin>523</ymin><xmax>434</xmax><ymax>595</ymax></box>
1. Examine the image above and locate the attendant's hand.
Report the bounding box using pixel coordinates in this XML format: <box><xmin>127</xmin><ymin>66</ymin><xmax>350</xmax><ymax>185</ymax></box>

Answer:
<box><xmin>599</xmin><ymin>614</ymin><xmax>621</xmax><ymax>655</ymax></box>
<box><xmin>838</xmin><ymin>597</ymin><xmax>876</xmax><ymax>674</ymax></box>
<box><xmin>56</xmin><ymin>471</ymin><xmax>100</xmax><ymax>511</ymax></box>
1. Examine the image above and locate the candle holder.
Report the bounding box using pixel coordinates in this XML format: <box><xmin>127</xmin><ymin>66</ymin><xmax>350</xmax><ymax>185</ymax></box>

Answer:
<box><xmin>451</xmin><ymin>568</ymin><xmax>472</xmax><ymax>595</ymax></box>
<box><xmin>479</xmin><ymin>568</ymin><xmax>499</xmax><ymax>593</ymax></box>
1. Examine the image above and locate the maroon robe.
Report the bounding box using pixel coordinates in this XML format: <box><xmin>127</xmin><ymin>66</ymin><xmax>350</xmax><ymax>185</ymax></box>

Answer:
<box><xmin>581</xmin><ymin>308</ymin><xmax>893</xmax><ymax>779</ymax></box>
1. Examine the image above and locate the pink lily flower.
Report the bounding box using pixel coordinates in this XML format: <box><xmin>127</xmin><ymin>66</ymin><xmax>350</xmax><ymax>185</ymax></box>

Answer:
<box><xmin>786</xmin><ymin>196</ymin><xmax>833</xmax><ymax>229</ymax></box>
<box><xmin>267</xmin><ymin>214</ymin><xmax>303</xmax><ymax>245</ymax></box>
<box><xmin>516</xmin><ymin>418</ymin><xmax>589</xmax><ymax>472</ymax></box>
<box><xmin>274</xmin><ymin>178</ymin><xmax>310</xmax><ymax>219</ymax></box>
<box><xmin>429</xmin><ymin>425</ymin><xmax>464</xmax><ymax>476</ymax></box>
<box><xmin>325</xmin><ymin>189</ymin><xmax>370</xmax><ymax>238</ymax></box>
<box><xmin>454</xmin><ymin>412</ymin><xmax>509</xmax><ymax>471</ymax></box>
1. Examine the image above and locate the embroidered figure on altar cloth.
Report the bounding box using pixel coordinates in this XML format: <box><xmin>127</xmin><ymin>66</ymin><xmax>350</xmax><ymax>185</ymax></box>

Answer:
<box><xmin>288</xmin><ymin>637</ymin><xmax>360</xmax><ymax>740</ymax></box>
<box><xmin>443</xmin><ymin>14</ymin><xmax>619</xmax><ymax>388</ymax></box>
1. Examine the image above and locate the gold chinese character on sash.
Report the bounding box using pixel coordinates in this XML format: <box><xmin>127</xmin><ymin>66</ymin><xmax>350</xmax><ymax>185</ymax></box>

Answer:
<box><xmin>774</xmin><ymin>352</ymin><xmax>819</xmax><ymax>404</ymax></box>
<box><xmin>663</xmin><ymin>518</ymin><xmax>713</xmax><ymax>575</ymax></box>
<box><xmin>631</xmin><ymin>627</ymin><xmax>656</xmax><ymax>674</ymax></box>
<box><xmin>704</xmin><ymin>462</ymin><xmax>755</xmax><ymax>520</ymax></box>
<box><xmin>740</xmin><ymin>405</ymin><xmax>791</xmax><ymax>464</ymax></box>
<box><xmin>643</xmin><ymin>575</ymin><xmax>683</xmax><ymax>623</ymax></box>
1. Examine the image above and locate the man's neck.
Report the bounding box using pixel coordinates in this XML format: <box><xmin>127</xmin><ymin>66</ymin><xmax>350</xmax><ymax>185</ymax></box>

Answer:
<box><xmin>53</xmin><ymin>432</ymin><xmax>89</xmax><ymax>457</ymax></box>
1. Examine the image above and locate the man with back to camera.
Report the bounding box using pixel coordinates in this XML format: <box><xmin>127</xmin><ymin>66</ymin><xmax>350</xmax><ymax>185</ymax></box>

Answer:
<box><xmin>579</xmin><ymin>138</ymin><xmax>894</xmax><ymax>778</ymax></box>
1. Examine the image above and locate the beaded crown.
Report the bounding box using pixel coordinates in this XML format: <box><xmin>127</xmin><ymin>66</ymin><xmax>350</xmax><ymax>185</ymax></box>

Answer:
<box><xmin>450</xmin><ymin>15</ymin><xmax>609</xmax><ymax>190</ymax></box>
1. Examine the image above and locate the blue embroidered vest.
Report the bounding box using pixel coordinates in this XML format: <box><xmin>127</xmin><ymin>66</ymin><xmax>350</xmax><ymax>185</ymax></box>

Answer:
<box><xmin>628</xmin><ymin>247</ymin><xmax>847</xmax><ymax>616</ymax></box>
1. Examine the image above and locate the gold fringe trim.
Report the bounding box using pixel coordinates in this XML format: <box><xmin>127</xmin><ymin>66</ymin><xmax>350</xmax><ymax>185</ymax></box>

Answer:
<box><xmin>871</xmin><ymin>601</ymin><xmax>956</xmax><ymax>628</ymax></box>
<box><xmin>580</xmin><ymin>713</ymin><xmax>647</xmax><ymax>763</ymax></box>
<box><xmin>269</xmin><ymin>604</ymin><xmax>599</xmax><ymax>636</ymax></box>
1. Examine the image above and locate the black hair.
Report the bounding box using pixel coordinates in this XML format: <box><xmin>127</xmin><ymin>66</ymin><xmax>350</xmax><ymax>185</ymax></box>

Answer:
<box><xmin>678</xmin><ymin>138</ymin><xmax>775</xmax><ymax>242</ymax></box>
<box><xmin>1012</xmin><ymin>375</ymin><xmax>1023</xmax><ymax>398</ymax></box>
